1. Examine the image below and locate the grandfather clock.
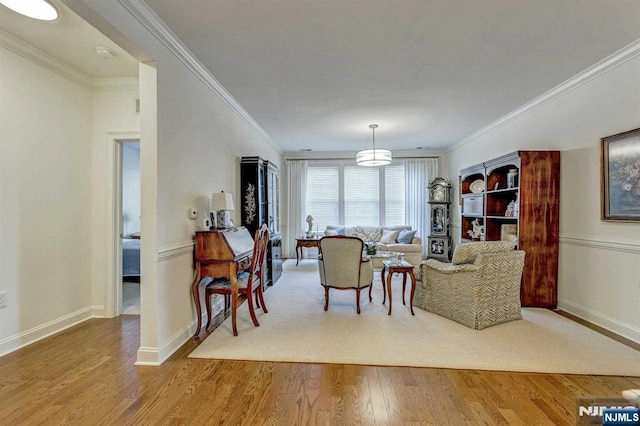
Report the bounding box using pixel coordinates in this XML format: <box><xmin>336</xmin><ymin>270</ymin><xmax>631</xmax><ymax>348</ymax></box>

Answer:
<box><xmin>427</xmin><ymin>177</ymin><xmax>452</xmax><ymax>261</ymax></box>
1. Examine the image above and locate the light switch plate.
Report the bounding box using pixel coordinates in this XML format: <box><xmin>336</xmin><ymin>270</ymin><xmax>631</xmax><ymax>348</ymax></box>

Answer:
<box><xmin>189</xmin><ymin>208</ymin><xmax>198</xmax><ymax>219</ymax></box>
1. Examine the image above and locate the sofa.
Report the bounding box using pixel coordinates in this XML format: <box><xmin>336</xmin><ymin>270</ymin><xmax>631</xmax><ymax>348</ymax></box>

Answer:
<box><xmin>324</xmin><ymin>225</ymin><xmax>423</xmax><ymax>269</ymax></box>
<box><xmin>413</xmin><ymin>241</ymin><xmax>525</xmax><ymax>329</ymax></box>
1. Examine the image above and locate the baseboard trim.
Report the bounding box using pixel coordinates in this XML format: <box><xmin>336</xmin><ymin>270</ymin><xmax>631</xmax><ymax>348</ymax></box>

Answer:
<box><xmin>556</xmin><ymin>310</ymin><xmax>640</xmax><ymax>352</ymax></box>
<box><xmin>135</xmin><ymin>347</ymin><xmax>161</xmax><ymax>366</ymax></box>
<box><xmin>135</xmin><ymin>297</ymin><xmax>224</xmax><ymax>365</ymax></box>
<box><xmin>0</xmin><ymin>307</ymin><xmax>94</xmax><ymax>357</ymax></box>
<box><xmin>557</xmin><ymin>298</ymin><xmax>640</xmax><ymax>345</ymax></box>
<box><xmin>92</xmin><ymin>305</ymin><xmax>106</xmax><ymax>318</ymax></box>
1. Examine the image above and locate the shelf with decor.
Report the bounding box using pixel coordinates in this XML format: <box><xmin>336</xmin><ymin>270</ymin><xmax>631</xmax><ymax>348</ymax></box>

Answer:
<box><xmin>459</xmin><ymin>164</ymin><xmax>486</xmax><ymax>240</ymax></box>
<box><xmin>458</xmin><ymin>151</ymin><xmax>560</xmax><ymax>308</ymax></box>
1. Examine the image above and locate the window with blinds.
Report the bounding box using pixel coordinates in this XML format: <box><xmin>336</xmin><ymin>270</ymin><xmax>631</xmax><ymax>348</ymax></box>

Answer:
<box><xmin>344</xmin><ymin>166</ymin><xmax>379</xmax><ymax>226</ymax></box>
<box><xmin>306</xmin><ymin>166</ymin><xmax>339</xmax><ymax>232</ymax></box>
<box><xmin>306</xmin><ymin>161</ymin><xmax>406</xmax><ymax>230</ymax></box>
<box><xmin>385</xmin><ymin>164</ymin><xmax>405</xmax><ymax>225</ymax></box>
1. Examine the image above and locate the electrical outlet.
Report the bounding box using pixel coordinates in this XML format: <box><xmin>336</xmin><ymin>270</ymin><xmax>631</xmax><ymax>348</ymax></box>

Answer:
<box><xmin>189</xmin><ymin>208</ymin><xmax>198</xmax><ymax>220</ymax></box>
<box><xmin>0</xmin><ymin>291</ymin><xmax>6</xmax><ymax>308</ymax></box>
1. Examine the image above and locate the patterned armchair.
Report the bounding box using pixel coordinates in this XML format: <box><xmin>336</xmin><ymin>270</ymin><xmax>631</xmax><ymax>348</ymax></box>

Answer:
<box><xmin>414</xmin><ymin>241</ymin><xmax>525</xmax><ymax>329</ymax></box>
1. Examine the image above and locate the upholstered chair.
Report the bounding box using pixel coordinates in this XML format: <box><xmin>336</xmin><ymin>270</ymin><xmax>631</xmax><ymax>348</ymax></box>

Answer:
<box><xmin>318</xmin><ymin>236</ymin><xmax>373</xmax><ymax>314</ymax></box>
<box><xmin>414</xmin><ymin>241</ymin><xmax>525</xmax><ymax>329</ymax></box>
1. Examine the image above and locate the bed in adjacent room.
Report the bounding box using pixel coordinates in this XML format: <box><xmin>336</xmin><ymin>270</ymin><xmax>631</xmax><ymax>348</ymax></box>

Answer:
<box><xmin>122</xmin><ymin>238</ymin><xmax>141</xmax><ymax>279</ymax></box>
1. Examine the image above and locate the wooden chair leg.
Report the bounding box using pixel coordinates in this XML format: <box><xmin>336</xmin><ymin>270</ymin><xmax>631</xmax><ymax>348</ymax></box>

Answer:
<box><xmin>356</xmin><ymin>288</ymin><xmax>361</xmax><ymax>314</ymax></box>
<box><xmin>324</xmin><ymin>286</ymin><xmax>330</xmax><ymax>311</ymax></box>
<box><xmin>257</xmin><ymin>285</ymin><xmax>268</xmax><ymax>313</ymax></box>
<box><xmin>231</xmin><ymin>292</ymin><xmax>238</xmax><ymax>336</ymax></box>
<box><xmin>246</xmin><ymin>288</ymin><xmax>260</xmax><ymax>327</ymax></box>
<box><xmin>205</xmin><ymin>290</ymin><xmax>212</xmax><ymax>330</ymax></box>
<box><xmin>224</xmin><ymin>295</ymin><xmax>229</xmax><ymax>314</ymax></box>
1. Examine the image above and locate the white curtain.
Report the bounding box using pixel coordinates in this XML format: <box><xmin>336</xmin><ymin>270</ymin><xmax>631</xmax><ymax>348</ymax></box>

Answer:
<box><xmin>405</xmin><ymin>158</ymin><xmax>439</xmax><ymax>257</ymax></box>
<box><xmin>286</xmin><ymin>160</ymin><xmax>307</xmax><ymax>258</ymax></box>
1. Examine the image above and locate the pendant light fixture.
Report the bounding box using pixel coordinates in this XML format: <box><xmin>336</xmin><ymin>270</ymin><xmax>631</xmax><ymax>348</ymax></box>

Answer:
<box><xmin>356</xmin><ymin>124</ymin><xmax>392</xmax><ymax>166</ymax></box>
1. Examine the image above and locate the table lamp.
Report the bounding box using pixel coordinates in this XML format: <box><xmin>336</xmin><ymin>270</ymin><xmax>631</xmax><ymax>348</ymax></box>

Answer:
<box><xmin>211</xmin><ymin>191</ymin><xmax>234</xmax><ymax>229</ymax></box>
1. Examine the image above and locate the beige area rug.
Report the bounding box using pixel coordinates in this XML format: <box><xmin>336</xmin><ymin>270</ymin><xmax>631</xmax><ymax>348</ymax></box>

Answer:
<box><xmin>189</xmin><ymin>259</ymin><xmax>640</xmax><ymax>376</ymax></box>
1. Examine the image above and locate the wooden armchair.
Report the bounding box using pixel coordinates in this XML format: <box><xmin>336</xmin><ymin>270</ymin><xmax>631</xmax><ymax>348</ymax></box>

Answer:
<box><xmin>318</xmin><ymin>236</ymin><xmax>373</xmax><ymax>314</ymax></box>
<box><xmin>205</xmin><ymin>224</ymin><xmax>269</xmax><ymax>336</ymax></box>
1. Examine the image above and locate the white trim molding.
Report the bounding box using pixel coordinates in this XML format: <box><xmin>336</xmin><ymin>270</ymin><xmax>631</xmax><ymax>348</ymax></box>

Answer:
<box><xmin>558</xmin><ymin>299</ymin><xmax>640</xmax><ymax>344</ymax></box>
<box><xmin>158</xmin><ymin>240</ymin><xmax>194</xmax><ymax>262</ymax></box>
<box><xmin>135</xmin><ymin>297</ymin><xmax>223</xmax><ymax>366</ymax></box>
<box><xmin>0</xmin><ymin>29</ymin><xmax>139</xmax><ymax>91</ymax></box>
<box><xmin>0</xmin><ymin>307</ymin><xmax>94</xmax><ymax>357</ymax></box>
<box><xmin>449</xmin><ymin>38</ymin><xmax>640</xmax><ymax>152</ymax></box>
<box><xmin>560</xmin><ymin>234</ymin><xmax>640</xmax><ymax>254</ymax></box>
<box><xmin>0</xmin><ymin>28</ymin><xmax>92</xmax><ymax>88</ymax></box>
<box><xmin>117</xmin><ymin>0</ymin><xmax>281</xmax><ymax>154</ymax></box>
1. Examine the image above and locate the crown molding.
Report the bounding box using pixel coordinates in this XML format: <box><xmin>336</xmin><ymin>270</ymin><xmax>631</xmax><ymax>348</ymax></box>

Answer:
<box><xmin>117</xmin><ymin>0</ymin><xmax>281</xmax><ymax>153</ymax></box>
<box><xmin>0</xmin><ymin>29</ymin><xmax>92</xmax><ymax>89</ymax></box>
<box><xmin>1</xmin><ymin>29</ymin><xmax>140</xmax><ymax>92</ymax></box>
<box><xmin>448</xmin><ymin>38</ymin><xmax>640</xmax><ymax>153</ymax></box>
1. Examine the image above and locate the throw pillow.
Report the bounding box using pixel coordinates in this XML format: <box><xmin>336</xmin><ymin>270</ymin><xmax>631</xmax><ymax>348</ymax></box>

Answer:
<box><xmin>396</xmin><ymin>229</ymin><xmax>416</xmax><ymax>244</ymax></box>
<box><xmin>379</xmin><ymin>229</ymin><xmax>400</xmax><ymax>244</ymax></box>
<box><xmin>451</xmin><ymin>241</ymin><xmax>515</xmax><ymax>265</ymax></box>
<box><xmin>324</xmin><ymin>226</ymin><xmax>346</xmax><ymax>236</ymax></box>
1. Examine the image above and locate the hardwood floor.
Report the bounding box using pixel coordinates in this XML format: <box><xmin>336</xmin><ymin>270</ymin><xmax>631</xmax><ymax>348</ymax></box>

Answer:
<box><xmin>1</xmin><ymin>316</ymin><xmax>638</xmax><ymax>425</ymax></box>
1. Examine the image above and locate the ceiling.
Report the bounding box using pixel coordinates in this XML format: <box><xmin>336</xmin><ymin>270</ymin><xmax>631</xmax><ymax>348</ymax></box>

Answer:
<box><xmin>2</xmin><ymin>1</ymin><xmax>640</xmax><ymax>154</ymax></box>
<box><xmin>0</xmin><ymin>0</ymin><xmax>138</xmax><ymax>79</ymax></box>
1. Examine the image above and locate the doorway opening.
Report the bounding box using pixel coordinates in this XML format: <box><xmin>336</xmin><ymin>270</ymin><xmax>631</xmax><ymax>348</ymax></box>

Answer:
<box><xmin>119</xmin><ymin>139</ymin><xmax>141</xmax><ymax>315</ymax></box>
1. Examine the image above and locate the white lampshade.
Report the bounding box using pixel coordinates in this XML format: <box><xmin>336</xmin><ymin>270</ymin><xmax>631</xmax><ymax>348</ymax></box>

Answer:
<box><xmin>356</xmin><ymin>149</ymin><xmax>392</xmax><ymax>166</ymax></box>
<box><xmin>0</xmin><ymin>0</ymin><xmax>59</xmax><ymax>20</ymax></box>
<box><xmin>211</xmin><ymin>192</ymin><xmax>234</xmax><ymax>211</ymax></box>
<box><xmin>356</xmin><ymin>124</ymin><xmax>392</xmax><ymax>166</ymax></box>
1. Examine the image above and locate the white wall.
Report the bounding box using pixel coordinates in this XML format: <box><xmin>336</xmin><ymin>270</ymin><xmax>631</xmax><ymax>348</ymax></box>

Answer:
<box><xmin>0</xmin><ymin>41</ymin><xmax>93</xmax><ymax>353</ymax></box>
<box><xmin>447</xmin><ymin>47</ymin><xmax>640</xmax><ymax>343</ymax></box>
<box><xmin>90</xmin><ymin>85</ymin><xmax>140</xmax><ymax>317</ymax></box>
<box><xmin>70</xmin><ymin>0</ymin><xmax>282</xmax><ymax>364</ymax></box>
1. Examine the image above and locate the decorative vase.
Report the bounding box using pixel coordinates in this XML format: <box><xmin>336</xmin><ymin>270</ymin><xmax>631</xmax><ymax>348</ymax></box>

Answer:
<box><xmin>507</xmin><ymin>169</ymin><xmax>518</xmax><ymax>188</ymax></box>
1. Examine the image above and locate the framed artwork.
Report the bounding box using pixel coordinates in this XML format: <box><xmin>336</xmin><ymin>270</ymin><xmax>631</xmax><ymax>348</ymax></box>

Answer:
<box><xmin>601</xmin><ymin>127</ymin><xmax>640</xmax><ymax>221</ymax></box>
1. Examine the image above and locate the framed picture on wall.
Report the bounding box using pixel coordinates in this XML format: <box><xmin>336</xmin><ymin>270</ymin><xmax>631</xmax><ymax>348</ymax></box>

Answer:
<box><xmin>601</xmin><ymin>127</ymin><xmax>640</xmax><ymax>221</ymax></box>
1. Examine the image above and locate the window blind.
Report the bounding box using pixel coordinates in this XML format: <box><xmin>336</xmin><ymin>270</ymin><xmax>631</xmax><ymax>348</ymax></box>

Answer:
<box><xmin>306</xmin><ymin>166</ymin><xmax>339</xmax><ymax>232</ymax></box>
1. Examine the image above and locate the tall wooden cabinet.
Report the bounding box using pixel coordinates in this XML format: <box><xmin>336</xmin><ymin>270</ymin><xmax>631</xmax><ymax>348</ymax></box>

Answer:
<box><xmin>460</xmin><ymin>151</ymin><xmax>560</xmax><ymax>308</ymax></box>
<box><xmin>240</xmin><ymin>157</ymin><xmax>282</xmax><ymax>287</ymax></box>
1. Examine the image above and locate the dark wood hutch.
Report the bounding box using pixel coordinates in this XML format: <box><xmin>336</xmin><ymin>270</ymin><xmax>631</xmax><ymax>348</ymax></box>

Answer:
<box><xmin>240</xmin><ymin>156</ymin><xmax>282</xmax><ymax>287</ymax></box>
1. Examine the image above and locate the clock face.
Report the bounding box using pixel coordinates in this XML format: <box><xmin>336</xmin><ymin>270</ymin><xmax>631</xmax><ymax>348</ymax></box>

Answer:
<box><xmin>432</xmin><ymin>186</ymin><xmax>445</xmax><ymax>202</ymax></box>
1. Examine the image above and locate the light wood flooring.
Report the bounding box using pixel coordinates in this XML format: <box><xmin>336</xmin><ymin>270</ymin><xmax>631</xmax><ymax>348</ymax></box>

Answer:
<box><xmin>1</xmin><ymin>314</ymin><xmax>638</xmax><ymax>425</ymax></box>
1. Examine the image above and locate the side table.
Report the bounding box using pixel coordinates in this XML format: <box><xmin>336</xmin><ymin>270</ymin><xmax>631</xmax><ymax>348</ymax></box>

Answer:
<box><xmin>295</xmin><ymin>237</ymin><xmax>320</xmax><ymax>265</ymax></box>
<box><xmin>380</xmin><ymin>260</ymin><xmax>416</xmax><ymax>315</ymax></box>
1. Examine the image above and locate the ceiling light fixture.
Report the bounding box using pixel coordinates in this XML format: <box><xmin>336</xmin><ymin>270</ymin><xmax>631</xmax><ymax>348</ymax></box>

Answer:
<box><xmin>0</xmin><ymin>0</ymin><xmax>59</xmax><ymax>21</ymax></box>
<box><xmin>95</xmin><ymin>46</ymin><xmax>116</xmax><ymax>59</ymax></box>
<box><xmin>356</xmin><ymin>124</ymin><xmax>392</xmax><ymax>166</ymax></box>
